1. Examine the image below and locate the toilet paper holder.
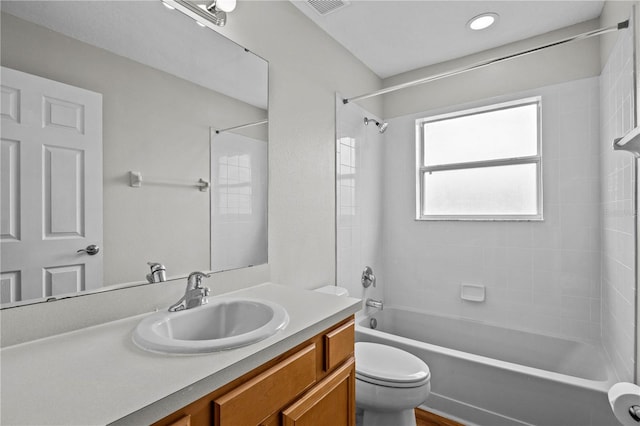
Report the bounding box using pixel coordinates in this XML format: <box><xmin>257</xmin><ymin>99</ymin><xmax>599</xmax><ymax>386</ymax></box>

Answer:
<box><xmin>629</xmin><ymin>405</ymin><xmax>640</xmax><ymax>422</ymax></box>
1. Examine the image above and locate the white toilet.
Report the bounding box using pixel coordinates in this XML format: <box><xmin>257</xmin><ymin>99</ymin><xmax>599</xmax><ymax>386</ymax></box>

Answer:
<box><xmin>355</xmin><ymin>342</ymin><xmax>431</xmax><ymax>426</ymax></box>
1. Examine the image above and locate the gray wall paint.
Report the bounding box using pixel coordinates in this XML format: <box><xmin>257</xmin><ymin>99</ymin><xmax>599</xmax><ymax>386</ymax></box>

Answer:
<box><xmin>381</xmin><ymin>19</ymin><xmax>602</xmax><ymax>119</ymax></box>
<box><xmin>215</xmin><ymin>1</ymin><xmax>383</xmax><ymax>289</ymax></box>
<box><xmin>1</xmin><ymin>13</ymin><xmax>268</xmax><ymax>288</ymax></box>
<box><xmin>1</xmin><ymin>1</ymin><xmax>382</xmax><ymax>343</ymax></box>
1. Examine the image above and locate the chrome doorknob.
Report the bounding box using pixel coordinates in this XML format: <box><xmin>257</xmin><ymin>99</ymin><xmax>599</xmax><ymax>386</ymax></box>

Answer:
<box><xmin>77</xmin><ymin>244</ymin><xmax>100</xmax><ymax>255</ymax></box>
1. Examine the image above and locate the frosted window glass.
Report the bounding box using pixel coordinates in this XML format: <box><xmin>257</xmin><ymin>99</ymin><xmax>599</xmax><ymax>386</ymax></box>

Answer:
<box><xmin>422</xmin><ymin>164</ymin><xmax>538</xmax><ymax>216</ymax></box>
<box><xmin>423</xmin><ymin>103</ymin><xmax>538</xmax><ymax>166</ymax></box>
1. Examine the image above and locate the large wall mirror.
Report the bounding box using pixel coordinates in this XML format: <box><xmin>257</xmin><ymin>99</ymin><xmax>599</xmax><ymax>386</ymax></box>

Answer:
<box><xmin>0</xmin><ymin>1</ymin><xmax>268</xmax><ymax>308</ymax></box>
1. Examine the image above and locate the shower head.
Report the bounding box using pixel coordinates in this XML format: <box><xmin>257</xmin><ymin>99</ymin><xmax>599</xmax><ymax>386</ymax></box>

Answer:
<box><xmin>364</xmin><ymin>117</ymin><xmax>388</xmax><ymax>133</ymax></box>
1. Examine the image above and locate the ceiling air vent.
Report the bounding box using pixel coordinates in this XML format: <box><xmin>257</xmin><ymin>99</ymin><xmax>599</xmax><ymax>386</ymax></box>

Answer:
<box><xmin>306</xmin><ymin>0</ymin><xmax>350</xmax><ymax>16</ymax></box>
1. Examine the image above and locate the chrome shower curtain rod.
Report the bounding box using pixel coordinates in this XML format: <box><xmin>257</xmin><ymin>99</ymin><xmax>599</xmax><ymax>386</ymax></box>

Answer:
<box><xmin>214</xmin><ymin>119</ymin><xmax>268</xmax><ymax>134</ymax></box>
<box><xmin>343</xmin><ymin>20</ymin><xmax>629</xmax><ymax>105</ymax></box>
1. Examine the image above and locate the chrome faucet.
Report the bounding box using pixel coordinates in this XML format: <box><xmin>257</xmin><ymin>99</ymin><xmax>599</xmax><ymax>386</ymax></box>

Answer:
<box><xmin>365</xmin><ymin>298</ymin><xmax>383</xmax><ymax>310</ymax></box>
<box><xmin>361</xmin><ymin>266</ymin><xmax>376</xmax><ymax>288</ymax></box>
<box><xmin>146</xmin><ymin>262</ymin><xmax>167</xmax><ymax>283</ymax></box>
<box><xmin>168</xmin><ymin>271</ymin><xmax>211</xmax><ymax>312</ymax></box>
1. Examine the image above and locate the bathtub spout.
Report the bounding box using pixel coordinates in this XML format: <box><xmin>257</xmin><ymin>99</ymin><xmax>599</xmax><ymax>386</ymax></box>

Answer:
<box><xmin>366</xmin><ymin>298</ymin><xmax>383</xmax><ymax>310</ymax></box>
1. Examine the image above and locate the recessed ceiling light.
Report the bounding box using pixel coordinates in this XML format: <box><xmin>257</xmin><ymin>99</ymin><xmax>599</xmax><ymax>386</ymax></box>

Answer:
<box><xmin>468</xmin><ymin>13</ymin><xmax>499</xmax><ymax>31</ymax></box>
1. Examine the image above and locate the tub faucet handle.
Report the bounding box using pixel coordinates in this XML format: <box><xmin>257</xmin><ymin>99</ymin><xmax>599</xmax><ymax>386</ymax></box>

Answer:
<box><xmin>362</xmin><ymin>266</ymin><xmax>376</xmax><ymax>288</ymax></box>
<box><xmin>365</xmin><ymin>298</ymin><xmax>383</xmax><ymax>310</ymax></box>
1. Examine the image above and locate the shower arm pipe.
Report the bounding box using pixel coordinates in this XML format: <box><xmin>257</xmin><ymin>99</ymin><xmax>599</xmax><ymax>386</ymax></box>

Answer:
<box><xmin>214</xmin><ymin>119</ymin><xmax>268</xmax><ymax>134</ymax></box>
<box><xmin>343</xmin><ymin>20</ymin><xmax>629</xmax><ymax>105</ymax></box>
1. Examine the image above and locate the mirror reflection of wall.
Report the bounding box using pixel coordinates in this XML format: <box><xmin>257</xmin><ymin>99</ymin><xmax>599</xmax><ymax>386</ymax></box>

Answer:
<box><xmin>0</xmin><ymin>1</ymin><xmax>268</xmax><ymax>308</ymax></box>
<box><xmin>211</xmin><ymin>126</ymin><xmax>268</xmax><ymax>272</ymax></box>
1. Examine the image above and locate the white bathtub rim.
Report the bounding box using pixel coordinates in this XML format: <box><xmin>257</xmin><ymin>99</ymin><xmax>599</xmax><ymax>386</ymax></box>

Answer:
<box><xmin>357</xmin><ymin>303</ymin><xmax>616</xmax><ymax>382</ymax></box>
<box><xmin>357</xmin><ymin>303</ymin><xmax>602</xmax><ymax>347</ymax></box>
<box><xmin>356</xmin><ymin>312</ymin><xmax>616</xmax><ymax>393</ymax></box>
<box><xmin>421</xmin><ymin>392</ymin><xmax>535</xmax><ymax>426</ymax></box>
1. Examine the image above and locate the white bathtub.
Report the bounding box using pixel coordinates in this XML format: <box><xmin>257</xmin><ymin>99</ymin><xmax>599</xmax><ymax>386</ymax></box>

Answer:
<box><xmin>356</xmin><ymin>307</ymin><xmax>619</xmax><ymax>426</ymax></box>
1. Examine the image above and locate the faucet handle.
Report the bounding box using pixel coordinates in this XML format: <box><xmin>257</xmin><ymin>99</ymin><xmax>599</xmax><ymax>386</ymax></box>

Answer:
<box><xmin>146</xmin><ymin>262</ymin><xmax>167</xmax><ymax>283</ymax></box>
<box><xmin>188</xmin><ymin>271</ymin><xmax>211</xmax><ymax>288</ymax></box>
<box><xmin>361</xmin><ymin>266</ymin><xmax>376</xmax><ymax>288</ymax></box>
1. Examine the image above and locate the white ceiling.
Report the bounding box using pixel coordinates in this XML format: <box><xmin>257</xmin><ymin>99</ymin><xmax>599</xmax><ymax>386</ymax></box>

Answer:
<box><xmin>291</xmin><ymin>0</ymin><xmax>605</xmax><ymax>79</ymax></box>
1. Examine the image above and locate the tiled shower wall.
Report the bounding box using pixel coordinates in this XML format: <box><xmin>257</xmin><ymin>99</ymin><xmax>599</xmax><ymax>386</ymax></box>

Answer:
<box><xmin>380</xmin><ymin>77</ymin><xmax>603</xmax><ymax>343</ymax></box>
<box><xmin>336</xmin><ymin>97</ymin><xmax>384</xmax><ymax>302</ymax></box>
<box><xmin>335</xmin><ymin>30</ymin><xmax>637</xmax><ymax>365</ymax></box>
<box><xmin>600</xmin><ymin>20</ymin><xmax>636</xmax><ymax>381</ymax></box>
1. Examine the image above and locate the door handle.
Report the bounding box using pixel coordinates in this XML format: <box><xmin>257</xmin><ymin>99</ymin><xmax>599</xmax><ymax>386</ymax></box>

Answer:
<box><xmin>77</xmin><ymin>244</ymin><xmax>100</xmax><ymax>255</ymax></box>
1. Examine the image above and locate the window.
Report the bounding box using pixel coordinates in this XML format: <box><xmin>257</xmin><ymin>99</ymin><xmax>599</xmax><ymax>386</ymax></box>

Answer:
<box><xmin>416</xmin><ymin>97</ymin><xmax>542</xmax><ymax>220</ymax></box>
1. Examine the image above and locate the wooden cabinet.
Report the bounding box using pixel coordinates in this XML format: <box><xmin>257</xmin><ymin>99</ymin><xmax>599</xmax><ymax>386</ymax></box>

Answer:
<box><xmin>167</xmin><ymin>415</ymin><xmax>191</xmax><ymax>426</ymax></box>
<box><xmin>153</xmin><ymin>316</ymin><xmax>355</xmax><ymax>426</ymax></box>
<box><xmin>281</xmin><ymin>358</ymin><xmax>355</xmax><ymax>426</ymax></box>
<box><xmin>323</xmin><ymin>319</ymin><xmax>355</xmax><ymax>371</ymax></box>
<box><xmin>214</xmin><ymin>345</ymin><xmax>317</xmax><ymax>425</ymax></box>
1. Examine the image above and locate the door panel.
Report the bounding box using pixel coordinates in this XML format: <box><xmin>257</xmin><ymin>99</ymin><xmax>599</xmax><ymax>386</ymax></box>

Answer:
<box><xmin>0</xmin><ymin>66</ymin><xmax>103</xmax><ymax>305</ymax></box>
<box><xmin>0</xmin><ymin>138</ymin><xmax>20</xmax><ymax>241</ymax></box>
<box><xmin>44</xmin><ymin>146</ymin><xmax>85</xmax><ymax>238</ymax></box>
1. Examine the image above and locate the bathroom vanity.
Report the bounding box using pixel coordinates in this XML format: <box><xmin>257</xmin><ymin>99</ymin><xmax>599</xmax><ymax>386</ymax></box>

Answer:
<box><xmin>0</xmin><ymin>283</ymin><xmax>360</xmax><ymax>425</ymax></box>
<box><xmin>155</xmin><ymin>315</ymin><xmax>356</xmax><ymax>426</ymax></box>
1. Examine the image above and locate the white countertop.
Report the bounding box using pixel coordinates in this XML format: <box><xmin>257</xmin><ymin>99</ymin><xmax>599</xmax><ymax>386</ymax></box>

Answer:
<box><xmin>0</xmin><ymin>283</ymin><xmax>361</xmax><ymax>425</ymax></box>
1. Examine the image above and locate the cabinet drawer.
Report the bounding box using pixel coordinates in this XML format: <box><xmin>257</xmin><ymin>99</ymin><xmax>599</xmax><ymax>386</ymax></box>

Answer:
<box><xmin>282</xmin><ymin>357</ymin><xmax>355</xmax><ymax>426</ymax></box>
<box><xmin>214</xmin><ymin>344</ymin><xmax>316</xmax><ymax>425</ymax></box>
<box><xmin>324</xmin><ymin>319</ymin><xmax>354</xmax><ymax>371</ymax></box>
<box><xmin>167</xmin><ymin>415</ymin><xmax>190</xmax><ymax>426</ymax></box>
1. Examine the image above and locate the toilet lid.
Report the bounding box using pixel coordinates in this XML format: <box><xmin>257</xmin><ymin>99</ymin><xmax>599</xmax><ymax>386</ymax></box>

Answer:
<box><xmin>355</xmin><ymin>342</ymin><xmax>430</xmax><ymax>387</ymax></box>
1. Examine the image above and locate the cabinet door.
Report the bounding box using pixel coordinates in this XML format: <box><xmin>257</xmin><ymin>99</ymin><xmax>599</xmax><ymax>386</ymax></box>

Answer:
<box><xmin>167</xmin><ymin>415</ymin><xmax>190</xmax><ymax>426</ymax></box>
<box><xmin>323</xmin><ymin>319</ymin><xmax>354</xmax><ymax>371</ymax></box>
<box><xmin>215</xmin><ymin>344</ymin><xmax>317</xmax><ymax>425</ymax></box>
<box><xmin>281</xmin><ymin>358</ymin><xmax>355</xmax><ymax>426</ymax></box>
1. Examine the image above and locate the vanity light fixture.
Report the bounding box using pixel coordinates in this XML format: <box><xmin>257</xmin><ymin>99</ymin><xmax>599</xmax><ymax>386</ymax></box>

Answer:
<box><xmin>468</xmin><ymin>12</ymin><xmax>499</xmax><ymax>31</ymax></box>
<box><xmin>207</xmin><ymin>0</ymin><xmax>236</xmax><ymax>13</ymax></box>
<box><xmin>198</xmin><ymin>0</ymin><xmax>237</xmax><ymax>27</ymax></box>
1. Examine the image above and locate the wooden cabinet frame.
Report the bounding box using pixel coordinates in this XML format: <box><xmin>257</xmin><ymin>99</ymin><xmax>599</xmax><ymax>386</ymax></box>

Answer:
<box><xmin>153</xmin><ymin>316</ymin><xmax>355</xmax><ymax>426</ymax></box>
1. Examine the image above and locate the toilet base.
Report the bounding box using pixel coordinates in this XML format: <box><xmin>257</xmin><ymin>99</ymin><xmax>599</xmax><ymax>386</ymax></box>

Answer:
<box><xmin>362</xmin><ymin>408</ymin><xmax>417</xmax><ymax>426</ymax></box>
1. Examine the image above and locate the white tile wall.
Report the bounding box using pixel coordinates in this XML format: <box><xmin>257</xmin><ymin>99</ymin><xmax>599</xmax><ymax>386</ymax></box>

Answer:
<box><xmin>600</xmin><ymin>20</ymin><xmax>636</xmax><ymax>382</ymax></box>
<box><xmin>336</xmin><ymin>35</ymin><xmax>636</xmax><ymax>378</ymax></box>
<box><xmin>336</xmin><ymin>97</ymin><xmax>384</xmax><ymax>303</ymax></box>
<box><xmin>211</xmin><ymin>132</ymin><xmax>268</xmax><ymax>272</ymax></box>
<box><xmin>380</xmin><ymin>77</ymin><xmax>603</xmax><ymax>342</ymax></box>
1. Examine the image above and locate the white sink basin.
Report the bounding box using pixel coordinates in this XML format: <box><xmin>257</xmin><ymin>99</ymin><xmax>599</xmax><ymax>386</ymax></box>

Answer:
<box><xmin>133</xmin><ymin>297</ymin><xmax>289</xmax><ymax>354</ymax></box>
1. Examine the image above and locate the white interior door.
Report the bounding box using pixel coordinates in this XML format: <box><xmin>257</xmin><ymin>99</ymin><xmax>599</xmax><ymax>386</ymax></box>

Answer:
<box><xmin>0</xmin><ymin>67</ymin><xmax>103</xmax><ymax>304</ymax></box>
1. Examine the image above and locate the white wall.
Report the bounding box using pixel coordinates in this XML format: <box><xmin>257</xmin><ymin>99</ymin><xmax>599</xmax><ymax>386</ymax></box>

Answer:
<box><xmin>381</xmin><ymin>78</ymin><xmax>602</xmax><ymax>342</ymax></box>
<box><xmin>382</xmin><ymin>19</ymin><xmax>601</xmax><ymax>119</ymax></box>
<box><xmin>215</xmin><ymin>1</ymin><xmax>382</xmax><ymax>289</ymax></box>
<box><xmin>1</xmin><ymin>13</ymin><xmax>267</xmax><ymax>287</ymax></box>
<box><xmin>599</xmin><ymin>13</ymin><xmax>636</xmax><ymax>381</ymax></box>
<box><xmin>211</xmin><ymin>132</ymin><xmax>268</xmax><ymax>271</ymax></box>
<box><xmin>1</xmin><ymin>1</ymin><xmax>382</xmax><ymax>344</ymax></box>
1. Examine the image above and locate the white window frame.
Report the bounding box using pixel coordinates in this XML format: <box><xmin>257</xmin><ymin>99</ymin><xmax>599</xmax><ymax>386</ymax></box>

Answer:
<box><xmin>415</xmin><ymin>96</ymin><xmax>543</xmax><ymax>221</ymax></box>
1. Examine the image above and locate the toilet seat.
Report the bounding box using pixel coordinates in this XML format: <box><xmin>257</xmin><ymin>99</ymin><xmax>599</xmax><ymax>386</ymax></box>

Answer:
<box><xmin>355</xmin><ymin>342</ymin><xmax>430</xmax><ymax>388</ymax></box>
